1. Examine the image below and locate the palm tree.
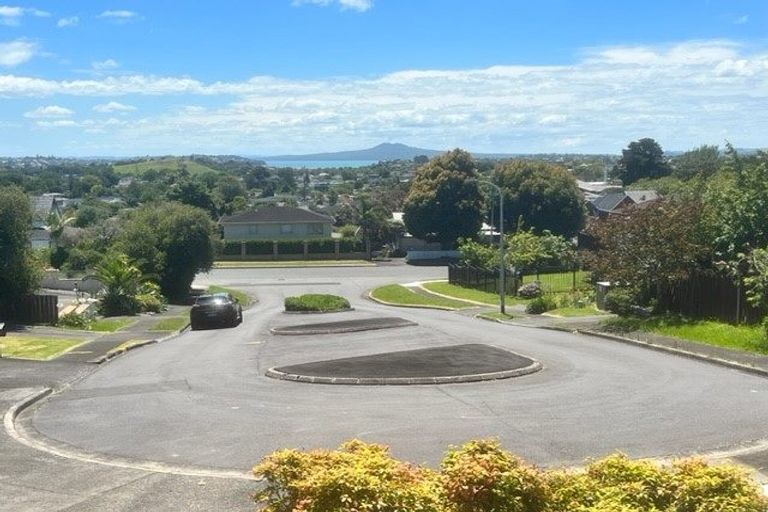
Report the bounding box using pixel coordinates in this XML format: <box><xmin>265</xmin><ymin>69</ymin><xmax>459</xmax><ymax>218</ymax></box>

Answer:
<box><xmin>93</xmin><ymin>253</ymin><xmax>144</xmax><ymax>316</ymax></box>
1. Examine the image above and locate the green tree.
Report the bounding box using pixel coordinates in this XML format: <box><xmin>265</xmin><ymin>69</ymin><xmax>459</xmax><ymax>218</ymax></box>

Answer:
<box><xmin>671</xmin><ymin>145</ymin><xmax>721</xmax><ymax>180</ymax></box>
<box><xmin>167</xmin><ymin>179</ymin><xmax>216</xmax><ymax>216</ymax></box>
<box><xmin>612</xmin><ymin>138</ymin><xmax>671</xmax><ymax>185</ymax></box>
<box><xmin>403</xmin><ymin>149</ymin><xmax>483</xmax><ymax>249</ymax></box>
<box><xmin>703</xmin><ymin>150</ymin><xmax>768</xmax><ymax>260</ymax></box>
<box><xmin>0</xmin><ymin>186</ymin><xmax>41</xmax><ymax>316</ymax></box>
<box><xmin>584</xmin><ymin>199</ymin><xmax>710</xmax><ymax>300</ymax></box>
<box><xmin>115</xmin><ymin>202</ymin><xmax>217</xmax><ymax>300</ymax></box>
<box><xmin>493</xmin><ymin>160</ymin><xmax>585</xmax><ymax>238</ymax></box>
<box><xmin>93</xmin><ymin>253</ymin><xmax>145</xmax><ymax>316</ymax></box>
<box><xmin>213</xmin><ymin>175</ymin><xmax>247</xmax><ymax>216</ymax></box>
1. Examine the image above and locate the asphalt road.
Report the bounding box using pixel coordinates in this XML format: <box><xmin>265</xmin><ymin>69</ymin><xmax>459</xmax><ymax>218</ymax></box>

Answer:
<box><xmin>27</xmin><ymin>263</ymin><xmax>768</xmax><ymax>471</ymax></box>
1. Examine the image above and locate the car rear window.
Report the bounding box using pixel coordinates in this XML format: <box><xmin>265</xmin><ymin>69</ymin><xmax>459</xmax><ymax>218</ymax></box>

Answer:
<box><xmin>196</xmin><ymin>295</ymin><xmax>226</xmax><ymax>305</ymax></box>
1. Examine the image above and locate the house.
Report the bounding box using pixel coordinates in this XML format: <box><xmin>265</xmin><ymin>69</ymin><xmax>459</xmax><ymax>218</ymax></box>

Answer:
<box><xmin>29</xmin><ymin>193</ymin><xmax>66</xmax><ymax>249</ymax></box>
<box><xmin>220</xmin><ymin>206</ymin><xmax>334</xmax><ymax>241</ymax></box>
<box><xmin>587</xmin><ymin>190</ymin><xmax>659</xmax><ymax>218</ymax></box>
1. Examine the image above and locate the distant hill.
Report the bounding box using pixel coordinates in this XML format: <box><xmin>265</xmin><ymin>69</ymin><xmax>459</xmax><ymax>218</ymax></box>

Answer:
<box><xmin>264</xmin><ymin>143</ymin><xmax>444</xmax><ymax>161</ymax></box>
<box><xmin>112</xmin><ymin>157</ymin><xmax>220</xmax><ymax>176</ymax></box>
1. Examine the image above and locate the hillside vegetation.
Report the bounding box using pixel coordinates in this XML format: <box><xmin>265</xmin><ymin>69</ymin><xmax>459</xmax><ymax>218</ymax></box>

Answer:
<box><xmin>113</xmin><ymin>157</ymin><xmax>219</xmax><ymax>176</ymax></box>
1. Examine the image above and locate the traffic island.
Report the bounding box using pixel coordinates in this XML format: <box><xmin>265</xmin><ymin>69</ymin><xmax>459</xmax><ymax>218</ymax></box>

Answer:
<box><xmin>271</xmin><ymin>317</ymin><xmax>417</xmax><ymax>335</ymax></box>
<box><xmin>265</xmin><ymin>343</ymin><xmax>542</xmax><ymax>385</ymax></box>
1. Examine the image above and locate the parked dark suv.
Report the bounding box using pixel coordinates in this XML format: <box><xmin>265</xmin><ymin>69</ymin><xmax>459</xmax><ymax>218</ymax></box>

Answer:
<box><xmin>190</xmin><ymin>292</ymin><xmax>243</xmax><ymax>330</ymax></box>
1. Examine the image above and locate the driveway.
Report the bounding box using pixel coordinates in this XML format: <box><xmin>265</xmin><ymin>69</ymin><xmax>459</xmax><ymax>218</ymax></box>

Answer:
<box><xmin>22</xmin><ymin>263</ymin><xmax>768</xmax><ymax>473</ymax></box>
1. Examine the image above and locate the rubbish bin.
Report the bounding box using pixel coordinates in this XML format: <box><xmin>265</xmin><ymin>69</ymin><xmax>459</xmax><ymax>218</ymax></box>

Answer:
<box><xmin>595</xmin><ymin>282</ymin><xmax>611</xmax><ymax>311</ymax></box>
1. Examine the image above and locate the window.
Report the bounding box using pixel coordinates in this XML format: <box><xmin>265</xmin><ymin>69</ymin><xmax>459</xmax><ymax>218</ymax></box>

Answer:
<box><xmin>308</xmin><ymin>223</ymin><xmax>324</xmax><ymax>235</ymax></box>
<box><xmin>281</xmin><ymin>224</ymin><xmax>293</xmax><ymax>234</ymax></box>
<box><xmin>248</xmin><ymin>225</ymin><xmax>258</xmax><ymax>235</ymax></box>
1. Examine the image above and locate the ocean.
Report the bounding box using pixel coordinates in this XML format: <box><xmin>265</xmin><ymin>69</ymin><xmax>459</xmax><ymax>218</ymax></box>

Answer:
<box><xmin>264</xmin><ymin>160</ymin><xmax>378</xmax><ymax>169</ymax></box>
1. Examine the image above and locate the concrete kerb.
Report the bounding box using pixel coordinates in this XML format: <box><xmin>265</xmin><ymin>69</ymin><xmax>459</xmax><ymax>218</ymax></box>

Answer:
<box><xmin>579</xmin><ymin>329</ymin><xmax>768</xmax><ymax>379</ymax></box>
<box><xmin>264</xmin><ymin>359</ymin><xmax>543</xmax><ymax>385</ymax></box>
<box><xmin>4</xmin><ymin>387</ymin><xmax>255</xmax><ymax>481</ymax></box>
<box><xmin>86</xmin><ymin>323</ymin><xmax>191</xmax><ymax>365</ymax></box>
<box><xmin>282</xmin><ymin>307</ymin><xmax>355</xmax><ymax>315</ymax></box>
<box><xmin>270</xmin><ymin>319</ymin><xmax>417</xmax><ymax>336</ymax></box>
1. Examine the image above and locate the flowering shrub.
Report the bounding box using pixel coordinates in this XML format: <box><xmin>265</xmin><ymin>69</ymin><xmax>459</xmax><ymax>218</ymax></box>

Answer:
<box><xmin>517</xmin><ymin>282</ymin><xmax>542</xmax><ymax>299</ymax></box>
<box><xmin>253</xmin><ymin>440</ymin><xmax>768</xmax><ymax>512</ymax></box>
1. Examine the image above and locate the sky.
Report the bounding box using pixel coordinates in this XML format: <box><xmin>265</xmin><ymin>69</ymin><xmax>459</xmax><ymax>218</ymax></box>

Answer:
<box><xmin>1</xmin><ymin>0</ymin><xmax>767</xmax><ymax>156</ymax></box>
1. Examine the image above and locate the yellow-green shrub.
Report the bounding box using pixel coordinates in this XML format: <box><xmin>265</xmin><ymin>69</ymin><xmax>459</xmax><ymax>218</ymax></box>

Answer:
<box><xmin>253</xmin><ymin>440</ymin><xmax>768</xmax><ymax>512</ymax></box>
<box><xmin>253</xmin><ymin>439</ymin><xmax>443</xmax><ymax>512</ymax></box>
<box><xmin>440</xmin><ymin>439</ymin><xmax>548</xmax><ymax>512</ymax></box>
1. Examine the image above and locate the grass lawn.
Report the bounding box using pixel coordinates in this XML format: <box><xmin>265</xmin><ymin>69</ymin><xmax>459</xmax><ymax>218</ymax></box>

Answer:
<box><xmin>603</xmin><ymin>316</ymin><xmax>768</xmax><ymax>354</ymax></box>
<box><xmin>214</xmin><ymin>260</ymin><xmax>373</xmax><ymax>268</ymax></box>
<box><xmin>149</xmin><ymin>317</ymin><xmax>189</xmax><ymax>332</ymax></box>
<box><xmin>522</xmin><ymin>270</ymin><xmax>591</xmax><ymax>293</ymax></box>
<box><xmin>477</xmin><ymin>311</ymin><xmax>515</xmax><ymax>321</ymax></box>
<box><xmin>421</xmin><ymin>281</ymin><xmax>530</xmax><ymax>306</ymax></box>
<box><xmin>547</xmin><ymin>306</ymin><xmax>607</xmax><ymax>318</ymax></box>
<box><xmin>0</xmin><ymin>335</ymin><xmax>84</xmax><ymax>360</ymax></box>
<box><xmin>207</xmin><ymin>285</ymin><xmax>250</xmax><ymax>307</ymax></box>
<box><xmin>370</xmin><ymin>284</ymin><xmax>475</xmax><ymax>310</ymax></box>
<box><xmin>113</xmin><ymin>157</ymin><xmax>218</xmax><ymax>176</ymax></box>
<box><xmin>90</xmin><ymin>317</ymin><xmax>137</xmax><ymax>332</ymax></box>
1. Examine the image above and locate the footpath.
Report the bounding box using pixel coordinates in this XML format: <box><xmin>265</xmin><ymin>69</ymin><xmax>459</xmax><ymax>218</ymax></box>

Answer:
<box><xmin>0</xmin><ymin>306</ymin><xmax>257</xmax><ymax>512</ymax></box>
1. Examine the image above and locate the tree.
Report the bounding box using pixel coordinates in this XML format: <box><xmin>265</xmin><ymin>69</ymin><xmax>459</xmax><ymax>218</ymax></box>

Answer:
<box><xmin>612</xmin><ymin>138</ymin><xmax>671</xmax><ymax>185</ymax></box>
<box><xmin>0</xmin><ymin>186</ymin><xmax>41</xmax><ymax>317</ymax></box>
<box><xmin>493</xmin><ymin>160</ymin><xmax>585</xmax><ymax>238</ymax></box>
<box><xmin>213</xmin><ymin>175</ymin><xmax>247</xmax><ymax>216</ymax></box>
<box><xmin>403</xmin><ymin>149</ymin><xmax>483</xmax><ymax>249</ymax></box>
<box><xmin>93</xmin><ymin>253</ymin><xmax>145</xmax><ymax>316</ymax></box>
<box><xmin>115</xmin><ymin>202</ymin><xmax>217</xmax><ymax>300</ymax></box>
<box><xmin>583</xmin><ymin>199</ymin><xmax>710</xmax><ymax>297</ymax></box>
<box><xmin>703</xmin><ymin>150</ymin><xmax>768</xmax><ymax>260</ymax></box>
<box><xmin>671</xmin><ymin>145</ymin><xmax>721</xmax><ymax>180</ymax></box>
<box><xmin>167</xmin><ymin>179</ymin><xmax>216</xmax><ymax>216</ymax></box>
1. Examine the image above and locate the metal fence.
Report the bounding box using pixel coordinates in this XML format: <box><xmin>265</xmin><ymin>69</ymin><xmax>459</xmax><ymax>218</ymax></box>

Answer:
<box><xmin>448</xmin><ymin>264</ymin><xmax>588</xmax><ymax>296</ymax></box>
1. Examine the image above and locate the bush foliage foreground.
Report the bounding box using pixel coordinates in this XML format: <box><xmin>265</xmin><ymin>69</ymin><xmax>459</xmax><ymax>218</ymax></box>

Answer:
<box><xmin>284</xmin><ymin>294</ymin><xmax>351</xmax><ymax>312</ymax></box>
<box><xmin>253</xmin><ymin>439</ymin><xmax>767</xmax><ymax>512</ymax></box>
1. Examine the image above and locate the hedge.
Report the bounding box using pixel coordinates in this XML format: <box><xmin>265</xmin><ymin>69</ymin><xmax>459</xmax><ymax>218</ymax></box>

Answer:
<box><xmin>284</xmin><ymin>294</ymin><xmax>350</xmax><ymax>312</ymax></box>
<box><xmin>339</xmin><ymin>238</ymin><xmax>365</xmax><ymax>252</ymax></box>
<box><xmin>222</xmin><ymin>240</ymin><xmax>242</xmax><ymax>256</ymax></box>
<box><xmin>307</xmin><ymin>238</ymin><xmax>336</xmax><ymax>254</ymax></box>
<box><xmin>253</xmin><ymin>439</ymin><xmax>768</xmax><ymax>512</ymax></box>
<box><xmin>245</xmin><ymin>240</ymin><xmax>273</xmax><ymax>255</ymax></box>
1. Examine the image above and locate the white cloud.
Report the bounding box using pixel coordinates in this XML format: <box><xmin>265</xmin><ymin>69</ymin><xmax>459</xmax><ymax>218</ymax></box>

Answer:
<box><xmin>35</xmin><ymin>119</ymin><xmax>77</xmax><ymax>127</ymax></box>
<box><xmin>734</xmin><ymin>15</ymin><xmax>749</xmax><ymax>25</ymax></box>
<box><xmin>92</xmin><ymin>59</ymin><xmax>119</xmax><ymax>71</ymax></box>
<box><xmin>24</xmin><ymin>105</ymin><xmax>74</xmax><ymax>118</ymax></box>
<box><xmin>2</xmin><ymin>39</ymin><xmax>768</xmax><ymax>153</ymax></box>
<box><xmin>98</xmin><ymin>10</ymin><xmax>137</xmax><ymax>21</ymax></box>
<box><xmin>292</xmin><ymin>0</ymin><xmax>372</xmax><ymax>12</ymax></box>
<box><xmin>93</xmin><ymin>101</ymin><xmax>135</xmax><ymax>113</ymax></box>
<box><xmin>0</xmin><ymin>6</ymin><xmax>48</xmax><ymax>25</ymax></box>
<box><xmin>57</xmin><ymin>16</ymin><xmax>79</xmax><ymax>27</ymax></box>
<box><xmin>0</xmin><ymin>39</ymin><xmax>37</xmax><ymax>66</ymax></box>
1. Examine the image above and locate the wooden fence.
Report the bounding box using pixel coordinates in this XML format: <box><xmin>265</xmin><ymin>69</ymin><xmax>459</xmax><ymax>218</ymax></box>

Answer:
<box><xmin>656</xmin><ymin>270</ymin><xmax>766</xmax><ymax>325</ymax></box>
<box><xmin>0</xmin><ymin>295</ymin><xmax>58</xmax><ymax>324</ymax></box>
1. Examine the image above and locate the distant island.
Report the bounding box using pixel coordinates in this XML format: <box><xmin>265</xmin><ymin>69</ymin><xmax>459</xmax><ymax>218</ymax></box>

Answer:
<box><xmin>262</xmin><ymin>143</ymin><xmax>443</xmax><ymax>162</ymax></box>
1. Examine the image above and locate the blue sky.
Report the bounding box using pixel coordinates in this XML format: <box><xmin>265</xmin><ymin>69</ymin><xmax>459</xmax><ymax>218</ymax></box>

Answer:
<box><xmin>1</xmin><ymin>0</ymin><xmax>767</xmax><ymax>156</ymax></box>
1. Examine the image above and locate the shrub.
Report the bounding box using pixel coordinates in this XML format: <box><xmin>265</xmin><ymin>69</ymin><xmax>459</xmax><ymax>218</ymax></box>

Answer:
<box><xmin>284</xmin><ymin>294</ymin><xmax>350</xmax><ymax>312</ymax></box>
<box><xmin>517</xmin><ymin>281</ymin><xmax>543</xmax><ymax>299</ymax></box>
<box><xmin>253</xmin><ymin>441</ymin><xmax>768</xmax><ymax>512</ymax></box>
<box><xmin>762</xmin><ymin>316</ymin><xmax>768</xmax><ymax>344</ymax></box>
<box><xmin>278</xmin><ymin>240</ymin><xmax>304</xmax><ymax>255</ymax></box>
<box><xmin>253</xmin><ymin>440</ymin><xmax>443</xmax><ymax>512</ymax></box>
<box><xmin>136</xmin><ymin>282</ymin><xmax>166</xmax><ymax>313</ymax></box>
<box><xmin>221</xmin><ymin>241</ymin><xmax>242</xmax><ymax>256</ymax></box>
<box><xmin>526</xmin><ymin>296</ymin><xmax>557</xmax><ymax>314</ymax></box>
<box><xmin>245</xmin><ymin>240</ymin><xmax>273</xmax><ymax>255</ymax></box>
<box><xmin>604</xmin><ymin>288</ymin><xmax>636</xmax><ymax>317</ymax></box>
<box><xmin>57</xmin><ymin>312</ymin><xmax>92</xmax><ymax>330</ymax></box>
<box><xmin>339</xmin><ymin>238</ymin><xmax>365</xmax><ymax>253</ymax></box>
<box><xmin>440</xmin><ymin>439</ymin><xmax>549</xmax><ymax>512</ymax></box>
<box><xmin>307</xmin><ymin>239</ymin><xmax>336</xmax><ymax>254</ymax></box>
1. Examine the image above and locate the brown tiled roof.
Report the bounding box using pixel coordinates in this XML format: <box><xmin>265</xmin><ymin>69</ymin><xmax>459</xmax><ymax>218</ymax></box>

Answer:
<box><xmin>220</xmin><ymin>207</ymin><xmax>333</xmax><ymax>224</ymax></box>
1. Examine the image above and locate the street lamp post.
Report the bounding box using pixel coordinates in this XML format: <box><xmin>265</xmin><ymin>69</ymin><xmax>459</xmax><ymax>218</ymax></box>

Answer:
<box><xmin>477</xmin><ymin>178</ymin><xmax>505</xmax><ymax>315</ymax></box>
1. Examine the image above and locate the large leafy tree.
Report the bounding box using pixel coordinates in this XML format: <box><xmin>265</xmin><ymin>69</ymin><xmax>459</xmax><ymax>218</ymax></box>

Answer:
<box><xmin>612</xmin><ymin>138</ymin><xmax>671</xmax><ymax>185</ymax></box>
<box><xmin>493</xmin><ymin>160</ymin><xmax>585</xmax><ymax>238</ymax></box>
<box><xmin>403</xmin><ymin>149</ymin><xmax>483</xmax><ymax>249</ymax></box>
<box><xmin>0</xmin><ymin>186</ymin><xmax>41</xmax><ymax>315</ymax></box>
<box><xmin>583</xmin><ymin>199</ymin><xmax>710</xmax><ymax>293</ymax></box>
<box><xmin>671</xmin><ymin>145</ymin><xmax>721</xmax><ymax>180</ymax></box>
<box><xmin>703</xmin><ymin>150</ymin><xmax>768</xmax><ymax>260</ymax></box>
<box><xmin>115</xmin><ymin>202</ymin><xmax>217</xmax><ymax>300</ymax></box>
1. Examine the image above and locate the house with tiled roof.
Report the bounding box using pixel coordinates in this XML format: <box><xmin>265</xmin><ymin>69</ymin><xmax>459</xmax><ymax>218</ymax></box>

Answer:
<box><xmin>220</xmin><ymin>206</ymin><xmax>334</xmax><ymax>241</ymax></box>
<box><xmin>587</xmin><ymin>190</ymin><xmax>659</xmax><ymax>218</ymax></box>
